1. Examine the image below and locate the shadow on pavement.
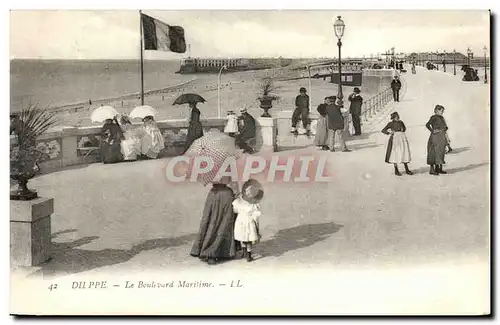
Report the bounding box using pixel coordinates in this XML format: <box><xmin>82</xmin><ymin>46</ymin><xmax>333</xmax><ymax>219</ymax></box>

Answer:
<box><xmin>29</xmin><ymin>230</ymin><xmax>197</xmax><ymax>277</ymax></box>
<box><xmin>446</xmin><ymin>146</ymin><xmax>471</xmax><ymax>155</ymax></box>
<box><xmin>410</xmin><ymin>162</ymin><xmax>489</xmax><ymax>175</ymax></box>
<box><xmin>256</xmin><ymin>222</ymin><xmax>343</xmax><ymax>258</ymax></box>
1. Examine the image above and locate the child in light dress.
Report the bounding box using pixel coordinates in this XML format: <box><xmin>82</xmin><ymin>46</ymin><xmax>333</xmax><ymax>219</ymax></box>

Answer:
<box><xmin>224</xmin><ymin>110</ymin><xmax>238</xmax><ymax>137</ymax></box>
<box><xmin>140</xmin><ymin>115</ymin><xmax>165</xmax><ymax>159</ymax></box>
<box><xmin>232</xmin><ymin>179</ymin><xmax>264</xmax><ymax>262</ymax></box>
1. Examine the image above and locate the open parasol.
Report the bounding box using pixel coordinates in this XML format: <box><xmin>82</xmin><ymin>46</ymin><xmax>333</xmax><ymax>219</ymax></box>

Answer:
<box><xmin>90</xmin><ymin>106</ymin><xmax>119</xmax><ymax>123</ymax></box>
<box><xmin>173</xmin><ymin>93</ymin><xmax>206</xmax><ymax>106</ymax></box>
<box><xmin>184</xmin><ymin>130</ymin><xmax>239</xmax><ymax>186</ymax></box>
<box><xmin>129</xmin><ymin>105</ymin><xmax>159</xmax><ymax>119</ymax></box>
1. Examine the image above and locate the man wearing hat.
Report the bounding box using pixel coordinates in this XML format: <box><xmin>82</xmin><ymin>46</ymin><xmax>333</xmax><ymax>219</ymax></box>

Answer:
<box><xmin>390</xmin><ymin>75</ymin><xmax>402</xmax><ymax>102</ymax></box>
<box><xmin>348</xmin><ymin>87</ymin><xmax>364</xmax><ymax>136</ymax></box>
<box><xmin>236</xmin><ymin>108</ymin><xmax>256</xmax><ymax>154</ymax></box>
<box><xmin>291</xmin><ymin>87</ymin><xmax>310</xmax><ymax>136</ymax></box>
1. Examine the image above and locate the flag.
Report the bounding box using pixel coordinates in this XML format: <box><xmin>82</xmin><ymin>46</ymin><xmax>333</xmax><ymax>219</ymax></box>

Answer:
<box><xmin>141</xmin><ymin>13</ymin><xmax>186</xmax><ymax>53</ymax></box>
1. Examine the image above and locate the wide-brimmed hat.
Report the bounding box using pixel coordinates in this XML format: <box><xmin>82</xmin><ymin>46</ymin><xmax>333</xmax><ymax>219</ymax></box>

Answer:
<box><xmin>353</xmin><ymin>87</ymin><xmax>361</xmax><ymax>93</ymax></box>
<box><xmin>241</xmin><ymin>179</ymin><xmax>264</xmax><ymax>204</ymax></box>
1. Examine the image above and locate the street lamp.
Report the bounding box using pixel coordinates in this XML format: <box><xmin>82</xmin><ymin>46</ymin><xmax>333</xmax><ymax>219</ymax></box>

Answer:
<box><xmin>453</xmin><ymin>49</ymin><xmax>456</xmax><ymax>75</ymax></box>
<box><xmin>217</xmin><ymin>65</ymin><xmax>227</xmax><ymax>118</ymax></box>
<box><xmin>443</xmin><ymin>50</ymin><xmax>447</xmax><ymax>72</ymax></box>
<box><xmin>333</xmin><ymin>15</ymin><xmax>345</xmax><ymax>103</ymax></box>
<box><xmin>483</xmin><ymin>46</ymin><xmax>488</xmax><ymax>84</ymax></box>
<box><xmin>467</xmin><ymin>47</ymin><xmax>472</xmax><ymax>67</ymax></box>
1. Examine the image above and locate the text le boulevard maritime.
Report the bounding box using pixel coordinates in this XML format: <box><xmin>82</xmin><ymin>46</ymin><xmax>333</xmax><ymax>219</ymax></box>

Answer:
<box><xmin>65</xmin><ymin>280</ymin><xmax>243</xmax><ymax>290</ymax></box>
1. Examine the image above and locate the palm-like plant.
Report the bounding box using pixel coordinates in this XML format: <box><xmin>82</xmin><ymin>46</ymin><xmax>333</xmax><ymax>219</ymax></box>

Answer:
<box><xmin>257</xmin><ymin>77</ymin><xmax>281</xmax><ymax>117</ymax></box>
<box><xmin>10</xmin><ymin>104</ymin><xmax>58</xmax><ymax>200</ymax></box>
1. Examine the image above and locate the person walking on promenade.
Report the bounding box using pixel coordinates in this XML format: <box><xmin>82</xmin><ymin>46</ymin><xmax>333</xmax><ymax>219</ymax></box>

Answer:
<box><xmin>426</xmin><ymin>105</ymin><xmax>448</xmax><ymax>175</ymax></box>
<box><xmin>291</xmin><ymin>87</ymin><xmax>310</xmax><ymax>136</ymax></box>
<box><xmin>348</xmin><ymin>87</ymin><xmax>364</xmax><ymax>136</ymax></box>
<box><xmin>326</xmin><ymin>96</ymin><xmax>351</xmax><ymax>152</ymax></box>
<box><xmin>381</xmin><ymin>112</ymin><xmax>413</xmax><ymax>176</ymax></box>
<box><xmin>236</xmin><ymin>108</ymin><xmax>256</xmax><ymax>154</ymax></box>
<box><xmin>391</xmin><ymin>75</ymin><xmax>402</xmax><ymax>102</ymax></box>
<box><xmin>411</xmin><ymin>63</ymin><xmax>416</xmax><ymax>74</ymax></box>
<box><xmin>190</xmin><ymin>177</ymin><xmax>237</xmax><ymax>265</ymax></box>
<box><xmin>183</xmin><ymin>102</ymin><xmax>204</xmax><ymax>153</ymax></box>
<box><xmin>232</xmin><ymin>179</ymin><xmax>264</xmax><ymax>262</ymax></box>
<box><xmin>314</xmin><ymin>97</ymin><xmax>330</xmax><ymax>150</ymax></box>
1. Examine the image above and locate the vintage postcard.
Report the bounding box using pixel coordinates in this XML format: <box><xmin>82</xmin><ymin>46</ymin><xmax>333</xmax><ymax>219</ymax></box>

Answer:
<box><xmin>9</xmin><ymin>9</ymin><xmax>490</xmax><ymax>315</ymax></box>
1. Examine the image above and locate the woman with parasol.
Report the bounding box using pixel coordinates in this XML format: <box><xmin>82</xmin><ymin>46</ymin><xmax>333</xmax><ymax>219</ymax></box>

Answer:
<box><xmin>186</xmin><ymin>130</ymin><xmax>240</xmax><ymax>265</ymax></box>
<box><xmin>173</xmin><ymin>93</ymin><xmax>206</xmax><ymax>153</ymax></box>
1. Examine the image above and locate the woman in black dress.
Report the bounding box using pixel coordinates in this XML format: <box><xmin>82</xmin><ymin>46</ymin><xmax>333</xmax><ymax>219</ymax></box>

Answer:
<box><xmin>183</xmin><ymin>102</ymin><xmax>204</xmax><ymax>153</ymax></box>
<box><xmin>425</xmin><ymin>105</ymin><xmax>448</xmax><ymax>175</ymax></box>
<box><xmin>100</xmin><ymin>117</ymin><xmax>124</xmax><ymax>164</ymax></box>
<box><xmin>190</xmin><ymin>178</ymin><xmax>237</xmax><ymax>265</ymax></box>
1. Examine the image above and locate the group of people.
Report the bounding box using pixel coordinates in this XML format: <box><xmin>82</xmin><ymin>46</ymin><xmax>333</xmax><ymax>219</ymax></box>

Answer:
<box><xmin>313</xmin><ymin>86</ymin><xmax>367</xmax><ymax>152</ymax></box>
<box><xmin>379</xmin><ymin>104</ymin><xmax>452</xmax><ymax>176</ymax></box>
<box><xmin>100</xmin><ymin>115</ymin><xmax>165</xmax><ymax>164</ymax></box>
<box><xmin>190</xmin><ymin>178</ymin><xmax>264</xmax><ymax>265</ymax></box>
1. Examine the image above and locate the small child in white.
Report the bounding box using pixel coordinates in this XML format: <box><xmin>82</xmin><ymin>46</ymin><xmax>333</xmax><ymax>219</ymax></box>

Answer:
<box><xmin>224</xmin><ymin>110</ymin><xmax>238</xmax><ymax>137</ymax></box>
<box><xmin>232</xmin><ymin>179</ymin><xmax>264</xmax><ymax>262</ymax></box>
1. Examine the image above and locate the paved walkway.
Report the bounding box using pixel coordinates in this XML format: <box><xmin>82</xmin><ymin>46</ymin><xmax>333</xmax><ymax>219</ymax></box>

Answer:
<box><xmin>11</xmin><ymin>66</ymin><xmax>490</xmax><ymax>315</ymax></box>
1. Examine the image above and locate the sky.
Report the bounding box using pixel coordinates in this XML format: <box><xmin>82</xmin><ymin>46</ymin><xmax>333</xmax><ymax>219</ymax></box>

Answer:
<box><xmin>9</xmin><ymin>10</ymin><xmax>491</xmax><ymax>59</ymax></box>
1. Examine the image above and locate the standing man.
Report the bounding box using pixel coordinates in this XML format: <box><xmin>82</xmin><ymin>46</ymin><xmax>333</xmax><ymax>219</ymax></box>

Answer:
<box><xmin>391</xmin><ymin>75</ymin><xmax>402</xmax><ymax>102</ymax></box>
<box><xmin>236</xmin><ymin>108</ymin><xmax>256</xmax><ymax>154</ymax></box>
<box><xmin>326</xmin><ymin>96</ymin><xmax>351</xmax><ymax>152</ymax></box>
<box><xmin>348</xmin><ymin>87</ymin><xmax>363</xmax><ymax>136</ymax></box>
<box><xmin>291</xmin><ymin>87</ymin><xmax>310</xmax><ymax>136</ymax></box>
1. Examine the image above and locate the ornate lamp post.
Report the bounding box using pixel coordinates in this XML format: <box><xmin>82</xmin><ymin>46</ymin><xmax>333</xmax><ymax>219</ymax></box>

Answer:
<box><xmin>483</xmin><ymin>46</ymin><xmax>488</xmax><ymax>84</ymax></box>
<box><xmin>217</xmin><ymin>65</ymin><xmax>227</xmax><ymax>118</ymax></box>
<box><xmin>453</xmin><ymin>49</ymin><xmax>456</xmax><ymax>75</ymax></box>
<box><xmin>467</xmin><ymin>47</ymin><xmax>472</xmax><ymax>67</ymax></box>
<box><xmin>443</xmin><ymin>50</ymin><xmax>447</xmax><ymax>72</ymax></box>
<box><xmin>333</xmin><ymin>15</ymin><xmax>345</xmax><ymax>104</ymax></box>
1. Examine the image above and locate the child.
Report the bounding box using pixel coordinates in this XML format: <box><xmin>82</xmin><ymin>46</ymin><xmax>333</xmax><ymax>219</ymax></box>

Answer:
<box><xmin>232</xmin><ymin>179</ymin><xmax>264</xmax><ymax>262</ymax></box>
<box><xmin>381</xmin><ymin>112</ymin><xmax>413</xmax><ymax>176</ymax></box>
<box><xmin>224</xmin><ymin>110</ymin><xmax>238</xmax><ymax>137</ymax></box>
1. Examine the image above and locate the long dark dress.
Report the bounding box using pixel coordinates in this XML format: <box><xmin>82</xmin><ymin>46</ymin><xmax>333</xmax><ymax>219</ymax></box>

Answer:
<box><xmin>190</xmin><ymin>184</ymin><xmax>237</xmax><ymax>260</ymax></box>
<box><xmin>100</xmin><ymin>122</ymin><xmax>124</xmax><ymax>164</ymax></box>
<box><xmin>426</xmin><ymin>114</ymin><xmax>448</xmax><ymax>165</ymax></box>
<box><xmin>184</xmin><ymin>108</ymin><xmax>204</xmax><ymax>153</ymax></box>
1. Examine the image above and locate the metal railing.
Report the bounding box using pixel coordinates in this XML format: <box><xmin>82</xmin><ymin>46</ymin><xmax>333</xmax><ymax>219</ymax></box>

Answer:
<box><xmin>360</xmin><ymin>86</ymin><xmax>393</xmax><ymax>122</ymax></box>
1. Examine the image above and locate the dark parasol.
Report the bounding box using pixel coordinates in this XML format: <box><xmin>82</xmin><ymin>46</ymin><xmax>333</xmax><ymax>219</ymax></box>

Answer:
<box><xmin>172</xmin><ymin>93</ymin><xmax>206</xmax><ymax>106</ymax></box>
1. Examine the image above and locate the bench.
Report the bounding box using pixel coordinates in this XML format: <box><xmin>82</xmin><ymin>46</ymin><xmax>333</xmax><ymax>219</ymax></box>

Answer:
<box><xmin>77</xmin><ymin>147</ymin><xmax>100</xmax><ymax>162</ymax></box>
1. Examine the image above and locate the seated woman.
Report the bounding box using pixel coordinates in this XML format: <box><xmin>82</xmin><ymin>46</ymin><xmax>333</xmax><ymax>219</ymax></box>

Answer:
<box><xmin>100</xmin><ymin>117</ymin><xmax>124</xmax><ymax>164</ymax></box>
<box><xmin>119</xmin><ymin>115</ymin><xmax>142</xmax><ymax>161</ymax></box>
<box><xmin>140</xmin><ymin>115</ymin><xmax>165</xmax><ymax>159</ymax></box>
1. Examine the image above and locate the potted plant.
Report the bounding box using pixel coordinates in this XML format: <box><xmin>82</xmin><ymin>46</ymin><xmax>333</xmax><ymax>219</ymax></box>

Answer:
<box><xmin>10</xmin><ymin>104</ymin><xmax>58</xmax><ymax>201</ymax></box>
<box><xmin>257</xmin><ymin>77</ymin><xmax>281</xmax><ymax>117</ymax></box>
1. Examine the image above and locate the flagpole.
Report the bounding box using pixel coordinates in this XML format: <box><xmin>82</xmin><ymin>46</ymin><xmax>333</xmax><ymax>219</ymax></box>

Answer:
<box><xmin>139</xmin><ymin>10</ymin><xmax>145</xmax><ymax>105</ymax></box>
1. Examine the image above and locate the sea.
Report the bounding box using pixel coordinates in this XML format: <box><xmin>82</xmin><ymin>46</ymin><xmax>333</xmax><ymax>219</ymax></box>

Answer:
<box><xmin>10</xmin><ymin>59</ymin><xmax>191</xmax><ymax>112</ymax></box>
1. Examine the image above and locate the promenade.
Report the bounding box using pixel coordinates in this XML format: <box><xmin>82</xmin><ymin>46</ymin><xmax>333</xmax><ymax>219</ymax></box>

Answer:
<box><xmin>11</xmin><ymin>65</ymin><xmax>490</xmax><ymax>315</ymax></box>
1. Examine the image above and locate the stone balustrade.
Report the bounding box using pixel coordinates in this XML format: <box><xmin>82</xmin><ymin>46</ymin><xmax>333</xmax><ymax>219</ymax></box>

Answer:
<box><xmin>10</xmin><ymin>116</ymin><xmax>278</xmax><ymax>174</ymax></box>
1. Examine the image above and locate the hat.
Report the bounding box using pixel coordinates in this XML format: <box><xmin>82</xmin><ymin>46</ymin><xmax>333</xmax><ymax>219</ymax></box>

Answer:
<box><xmin>240</xmin><ymin>107</ymin><xmax>247</xmax><ymax>113</ymax></box>
<box><xmin>241</xmin><ymin>179</ymin><xmax>264</xmax><ymax>204</ymax></box>
<box><xmin>353</xmin><ymin>87</ymin><xmax>361</xmax><ymax>93</ymax></box>
<box><xmin>390</xmin><ymin>112</ymin><xmax>400</xmax><ymax>120</ymax></box>
<box><xmin>299</xmin><ymin>87</ymin><xmax>307</xmax><ymax>93</ymax></box>
<box><xmin>434</xmin><ymin>104</ymin><xmax>445</xmax><ymax>112</ymax></box>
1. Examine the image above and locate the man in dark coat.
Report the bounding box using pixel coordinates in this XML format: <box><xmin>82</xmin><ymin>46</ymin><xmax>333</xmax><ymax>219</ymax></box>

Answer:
<box><xmin>291</xmin><ymin>87</ymin><xmax>310</xmax><ymax>136</ymax></box>
<box><xmin>236</xmin><ymin>108</ymin><xmax>256</xmax><ymax>154</ymax></box>
<box><xmin>391</xmin><ymin>75</ymin><xmax>402</xmax><ymax>102</ymax></box>
<box><xmin>348</xmin><ymin>87</ymin><xmax>363</xmax><ymax>136</ymax></box>
<box><xmin>325</xmin><ymin>96</ymin><xmax>350</xmax><ymax>152</ymax></box>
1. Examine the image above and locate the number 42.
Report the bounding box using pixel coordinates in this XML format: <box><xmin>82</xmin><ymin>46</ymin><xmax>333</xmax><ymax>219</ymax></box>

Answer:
<box><xmin>48</xmin><ymin>284</ymin><xmax>58</xmax><ymax>291</ymax></box>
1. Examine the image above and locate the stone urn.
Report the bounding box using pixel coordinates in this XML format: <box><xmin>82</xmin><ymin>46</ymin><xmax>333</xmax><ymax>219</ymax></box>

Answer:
<box><xmin>258</xmin><ymin>95</ymin><xmax>278</xmax><ymax>118</ymax></box>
